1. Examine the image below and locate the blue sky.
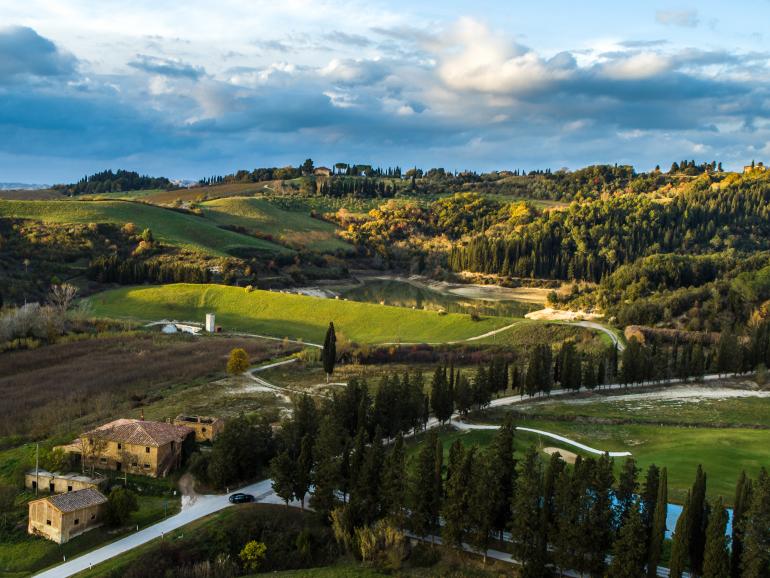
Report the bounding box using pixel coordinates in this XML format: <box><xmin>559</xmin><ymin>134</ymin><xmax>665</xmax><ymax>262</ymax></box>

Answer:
<box><xmin>2</xmin><ymin>1</ymin><xmax>770</xmax><ymax>182</ymax></box>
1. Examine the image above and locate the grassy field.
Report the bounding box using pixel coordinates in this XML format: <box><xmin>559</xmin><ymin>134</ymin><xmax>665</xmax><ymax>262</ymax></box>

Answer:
<box><xmin>88</xmin><ymin>284</ymin><xmax>518</xmax><ymax>344</ymax></box>
<box><xmin>474</xmin><ymin>319</ymin><xmax>604</xmax><ymax>350</ymax></box>
<box><xmin>0</xmin><ymin>199</ymin><xmax>288</xmax><ymax>257</ymax></box>
<box><xmin>470</xmin><ymin>409</ymin><xmax>770</xmax><ymax>504</ymax></box>
<box><xmin>202</xmin><ymin>196</ymin><xmax>351</xmax><ymax>252</ymax></box>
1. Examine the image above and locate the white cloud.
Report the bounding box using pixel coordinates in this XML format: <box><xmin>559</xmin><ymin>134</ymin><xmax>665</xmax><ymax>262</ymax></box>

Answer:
<box><xmin>436</xmin><ymin>18</ymin><xmax>574</xmax><ymax>94</ymax></box>
<box><xmin>601</xmin><ymin>52</ymin><xmax>672</xmax><ymax>80</ymax></box>
<box><xmin>655</xmin><ymin>10</ymin><xmax>699</xmax><ymax>28</ymax></box>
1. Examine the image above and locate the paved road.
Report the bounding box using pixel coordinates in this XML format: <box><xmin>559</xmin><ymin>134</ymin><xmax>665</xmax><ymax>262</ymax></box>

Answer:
<box><xmin>33</xmin><ymin>480</ymin><xmax>286</xmax><ymax>578</ymax></box>
<box><xmin>452</xmin><ymin>420</ymin><xmax>632</xmax><ymax>457</ymax></box>
<box><xmin>570</xmin><ymin>320</ymin><xmax>625</xmax><ymax>351</ymax></box>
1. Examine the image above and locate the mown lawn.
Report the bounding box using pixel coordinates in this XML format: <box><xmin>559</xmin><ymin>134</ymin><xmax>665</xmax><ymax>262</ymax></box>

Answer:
<box><xmin>0</xmin><ymin>199</ymin><xmax>288</xmax><ymax>257</ymax></box>
<box><xmin>88</xmin><ymin>284</ymin><xmax>518</xmax><ymax>344</ymax></box>
<box><xmin>462</xmin><ymin>412</ymin><xmax>770</xmax><ymax>505</ymax></box>
<box><xmin>202</xmin><ymin>196</ymin><xmax>352</xmax><ymax>252</ymax></box>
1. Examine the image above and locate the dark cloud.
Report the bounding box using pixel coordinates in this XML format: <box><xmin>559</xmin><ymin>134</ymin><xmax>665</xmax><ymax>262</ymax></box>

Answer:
<box><xmin>0</xmin><ymin>26</ymin><xmax>76</xmax><ymax>79</ymax></box>
<box><xmin>128</xmin><ymin>54</ymin><xmax>204</xmax><ymax>79</ymax></box>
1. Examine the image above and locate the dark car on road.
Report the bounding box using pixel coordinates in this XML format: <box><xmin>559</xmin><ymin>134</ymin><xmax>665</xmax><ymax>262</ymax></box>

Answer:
<box><xmin>228</xmin><ymin>493</ymin><xmax>255</xmax><ymax>504</ymax></box>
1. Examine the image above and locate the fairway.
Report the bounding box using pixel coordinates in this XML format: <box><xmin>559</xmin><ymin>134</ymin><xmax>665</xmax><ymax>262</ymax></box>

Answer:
<box><xmin>471</xmin><ymin>414</ymin><xmax>769</xmax><ymax>505</ymax></box>
<box><xmin>202</xmin><ymin>196</ymin><xmax>351</xmax><ymax>252</ymax></box>
<box><xmin>88</xmin><ymin>283</ymin><xmax>518</xmax><ymax>344</ymax></box>
<box><xmin>0</xmin><ymin>199</ymin><xmax>289</xmax><ymax>257</ymax></box>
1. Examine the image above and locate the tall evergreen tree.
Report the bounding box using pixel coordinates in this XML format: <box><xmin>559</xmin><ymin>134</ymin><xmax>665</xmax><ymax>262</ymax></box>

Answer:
<box><xmin>647</xmin><ymin>467</ymin><xmax>668</xmax><ymax>578</ymax></box>
<box><xmin>689</xmin><ymin>465</ymin><xmax>709</xmax><ymax>576</ymax></box>
<box><xmin>510</xmin><ymin>446</ymin><xmax>547</xmax><ymax>578</ymax></box>
<box><xmin>669</xmin><ymin>491</ymin><xmax>691</xmax><ymax>578</ymax></box>
<box><xmin>607</xmin><ymin>499</ymin><xmax>648</xmax><ymax>578</ymax></box>
<box><xmin>488</xmin><ymin>418</ymin><xmax>516</xmax><ymax>539</ymax></box>
<box><xmin>310</xmin><ymin>415</ymin><xmax>346</xmax><ymax>520</ymax></box>
<box><xmin>732</xmin><ymin>470</ymin><xmax>752</xmax><ymax>578</ymax></box>
<box><xmin>616</xmin><ymin>457</ymin><xmax>640</xmax><ymax>527</ymax></box>
<box><xmin>702</xmin><ymin>497</ymin><xmax>730</xmax><ymax>578</ymax></box>
<box><xmin>408</xmin><ymin>431</ymin><xmax>440</xmax><ymax>540</ymax></box>
<box><xmin>380</xmin><ymin>434</ymin><xmax>406</xmax><ymax>524</ymax></box>
<box><xmin>442</xmin><ymin>444</ymin><xmax>474</xmax><ymax>547</ymax></box>
<box><xmin>741</xmin><ymin>468</ymin><xmax>770</xmax><ymax>578</ymax></box>
<box><xmin>322</xmin><ymin>322</ymin><xmax>337</xmax><ymax>381</ymax></box>
<box><xmin>467</xmin><ymin>448</ymin><xmax>496</xmax><ymax>563</ymax></box>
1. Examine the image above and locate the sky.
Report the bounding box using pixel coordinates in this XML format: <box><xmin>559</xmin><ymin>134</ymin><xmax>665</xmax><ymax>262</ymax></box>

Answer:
<box><xmin>2</xmin><ymin>1</ymin><xmax>770</xmax><ymax>183</ymax></box>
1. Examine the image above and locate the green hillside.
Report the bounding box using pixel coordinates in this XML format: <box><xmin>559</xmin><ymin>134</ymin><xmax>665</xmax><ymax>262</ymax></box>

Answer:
<box><xmin>202</xmin><ymin>196</ymin><xmax>351</xmax><ymax>252</ymax></box>
<box><xmin>0</xmin><ymin>199</ymin><xmax>289</xmax><ymax>257</ymax></box>
<box><xmin>88</xmin><ymin>283</ymin><xmax>517</xmax><ymax>344</ymax></box>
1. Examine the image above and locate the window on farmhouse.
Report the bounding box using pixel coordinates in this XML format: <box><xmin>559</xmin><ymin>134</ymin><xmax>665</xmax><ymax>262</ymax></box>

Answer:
<box><xmin>74</xmin><ymin>518</ymin><xmax>79</xmax><ymax>525</ymax></box>
<box><xmin>145</xmin><ymin>447</ymin><xmax>150</xmax><ymax>453</ymax></box>
<box><xmin>117</xmin><ymin>443</ymin><xmax>122</xmax><ymax>450</ymax></box>
<box><xmin>46</xmin><ymin>519</ymin><xmax>51</xmax><ymax>525</ymax></box>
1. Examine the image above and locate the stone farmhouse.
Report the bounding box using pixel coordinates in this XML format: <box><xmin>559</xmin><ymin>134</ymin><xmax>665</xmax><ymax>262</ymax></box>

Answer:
<box><xmin>78</xmin><ymin>418</ymin><xmax>194</xmax><ymax>478</ymax></box>
<box><xmin>28</xmin><ymin>488</ymin><xmax>108</xmax><ymax>544</ymax></box>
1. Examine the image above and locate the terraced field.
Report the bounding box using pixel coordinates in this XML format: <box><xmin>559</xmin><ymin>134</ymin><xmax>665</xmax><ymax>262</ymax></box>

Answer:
<box><xmin>0</xmin><ymin>199</ymin><xmax>288</xmax><ymax>257</ymax></box>
<box><xmin>88</xmin><ymin>283</ymin><xmax>518</xmax><ymax>344</ymax></box>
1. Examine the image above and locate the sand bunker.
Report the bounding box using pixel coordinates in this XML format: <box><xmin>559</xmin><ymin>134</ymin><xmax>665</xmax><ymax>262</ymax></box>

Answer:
<box><xmin>543</xmin><ymin>447</ymin><xmax>578</xmax><ymax>464</ymax></box>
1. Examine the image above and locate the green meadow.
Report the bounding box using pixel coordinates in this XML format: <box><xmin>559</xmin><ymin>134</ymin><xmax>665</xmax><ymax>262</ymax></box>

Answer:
<box><xmin>88</xmin><ymin>283</ymin><xmax>518</xmax><ymax>344</ymax></box>
<box><xmin>0</xmin><ymin>199</ymin><xmax>288</xmax><ymax>257</ymax></box>
<box><xmin>202</xmin><ymin>196</ymin><xmax>351</xmax><ymax>252</ymax></box>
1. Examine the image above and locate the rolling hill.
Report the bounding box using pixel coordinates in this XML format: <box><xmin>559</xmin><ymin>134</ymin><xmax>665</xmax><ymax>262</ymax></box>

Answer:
<box><xmin>88</xmin><ymin>283</ymin><xmax>517</xmax><ymax>344</ymax></box>
<box><xmin>0</xmin><ymin>199</ymin><xmax>289</xmax><ymax>257</ymax></box>
<box><xmin>202</xmin><ymin>197</ymin><xmax>351</xmax><ymax>252</ymax></box>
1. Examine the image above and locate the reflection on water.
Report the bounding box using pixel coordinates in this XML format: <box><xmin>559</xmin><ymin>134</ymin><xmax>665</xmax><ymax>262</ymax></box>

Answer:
<box><xmin>338</xmin><ymin>279</ymin><xmax>537</xmax><ymax>318</ymax></box>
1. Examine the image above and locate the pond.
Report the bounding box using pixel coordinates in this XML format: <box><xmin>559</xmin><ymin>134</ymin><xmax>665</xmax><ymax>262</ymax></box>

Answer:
<box><xmin>335</xmin><ymin>279</ymin><xmax>538</xmax><ymax>319</ymax></box>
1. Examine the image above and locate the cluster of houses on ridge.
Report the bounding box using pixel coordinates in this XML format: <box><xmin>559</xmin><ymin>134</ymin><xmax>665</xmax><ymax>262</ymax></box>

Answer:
<box><xmin>26</xmin><ymin>414</ymin><xmax>223</xmax><ymax>544</ymax></box>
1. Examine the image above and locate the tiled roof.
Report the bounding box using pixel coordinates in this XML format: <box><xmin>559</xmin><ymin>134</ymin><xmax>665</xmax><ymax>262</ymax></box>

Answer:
<box><xmin>48</xmin><ymin>488</ymin><xmax>107</xmax><ymax>512</ymax></box>
<box><xmin>84</xmin><ymin>419</ymin><xmax>193</xmax><ymax>447</ymax></box>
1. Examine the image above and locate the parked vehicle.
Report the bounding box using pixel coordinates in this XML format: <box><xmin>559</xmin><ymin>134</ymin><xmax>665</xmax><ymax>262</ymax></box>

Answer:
<box><xmin>228</xmin><ymin>492</ymin><xmax>254</xmax><ymax>504</ymax></box>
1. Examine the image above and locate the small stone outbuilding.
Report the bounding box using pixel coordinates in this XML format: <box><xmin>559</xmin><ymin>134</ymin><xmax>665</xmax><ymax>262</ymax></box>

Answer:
<box><xmin>28</xmin><ymin>488</ymin><xmax>108</xmax><ymax>544</ymax></box>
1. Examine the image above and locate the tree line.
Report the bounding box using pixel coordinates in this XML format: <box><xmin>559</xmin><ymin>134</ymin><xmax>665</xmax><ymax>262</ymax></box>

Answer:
<box><xmin>268</xmin><ymin>397</ymin><xmax>770</xmax><ymax>577</ymax></box>
<box><xmin>53</xmin><ymin>169</ymin><xmax>174</xmax><ymax>195</ymax></box>
<box><xmin>87</xmin><ymin>255</ymin><xmax>211</xmax><ymax>284</ymax></box>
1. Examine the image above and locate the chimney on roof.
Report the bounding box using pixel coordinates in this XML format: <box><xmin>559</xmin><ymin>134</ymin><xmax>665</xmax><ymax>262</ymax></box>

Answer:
<box><xmin>140</xmin><ymin>409</ymin><xmax>145</xmax><ymax>421</ymax></box>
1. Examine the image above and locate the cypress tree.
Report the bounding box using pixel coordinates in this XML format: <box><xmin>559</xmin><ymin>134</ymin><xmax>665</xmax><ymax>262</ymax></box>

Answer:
<box><xmin>510</xmin><ymin>446</ymin><xmax>547</xmax><ymax>578</ymax></box>
<box><xmin>310</xmin><ymin>415</ymin><xmax>345</xmax><ymax>521</ymax></box>
<box><xmin>647</xmin><ymin>468</ymin><xmax>668</xmax><ymax>578</ymax></box>
<box><xmin>607</xmin><ymin>499</ymin><xmax>647</xmax><ymax>578</ymax></box>
<box><xmin>731</xmin><ymin>470</ymin><xmax>752</xmax><ymax>578</ymax></box>
<box><xmin>409</xmin><ymin>430</ymin><xmax>440</xmax><ymax>540</ymax></box>
<box><xmin>689</xmin><ymin>465</ymin><xmax>709</xmax><ymax>576</ymax></box>
<box><xmin>322</xmin><ymin>322</ymin><xmax>336</xmax><ymax>381</ymax></box>
<box><xmin>741</xmin><ymin>468</ymin><xmax>770</xmax><ymax>578</ymax></box>
<box><xmin>669</xmin><ymin>491</ymin><xmax>691</xmax><ymax>578</ymax></box>
<box><xmin>442</xmin><ymin>444</ymin><xmax>474</xmax><ymax>547</ymax></box>
<box><xmin>616</xmin><ymin>457</ymin><xmax>640</xmax><ymax>528</ymax></box>
<box><xmin>702</xmin><ymin>497</ymin><xmax>730</xmax><ymax>578</ymax></box>
<box><xmin>489</xmin><ymin>418</ymin><xmax>516</xmax><ymax>539</ymax></box>
<box><xmin>588</xmin><ymin>452</ymin><xmax>616</xmax><ymax>576</ymax></box>
<box><xmin>468</xmin><ymin>448</ymin><xmax>496</xmax><ymax>563</ymax></box>
<box><xmin>380</xmin><ymin>434</ymin><xmax>406</xmax><ymax>524</ymax></box>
